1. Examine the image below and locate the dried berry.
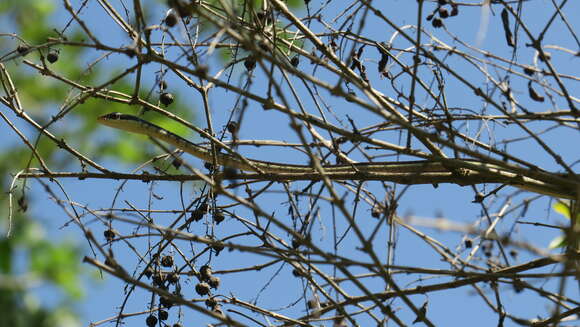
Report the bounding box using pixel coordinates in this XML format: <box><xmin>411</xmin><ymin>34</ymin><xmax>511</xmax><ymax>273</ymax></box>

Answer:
<box><xmin>226</xmin><ymin>121</ymin><xmax>238</xmax><ymax>134</ymax></box>
<box><xmin>292</xmin><ymin>267</ymin><xmax>304</xmax><ymax>277</ymax></box>
<box><xmin>472</xmin><ymin>193</ymin><xmax>485</xmax><ymax>203</ymax></box>
<box><xmin>46</xmin><ymin>49</ymin><xmax>59</xmax><ymax>63</ymax></box>
<box><xmin>195</xmin><ymin>282</ymin><xmax>211</xmax><ymax>296</ymax></box>
<box><xmin>103</xmin><ymin>229</ymin><xmax>115</xmax><ymax>241</ymax></box>
<box><xmin>165</xmin><ymin>10</ymin><xmax>178</xmax><ymax>27</ymax></box>
<box><xmin>161</xmin><ymin>255</ymin><xmax>174</xmax><ymax>267</ymax></box>
<box><xmin>432</xmin><ymin>18</ymin><xmax>443</xmax><ymax>28</ymax></box>
<box><xmin>438</xmin><ymin>7</ymin><xmax>449</xmax><ymax>19</ymax></box>
<box><xmin>212</xmin><ymin>241</ymin><xmax>225</xmax><ymax>255</ymax></box>
<box><xmin>153</xmin><ymin>273</ymin><xmax>165</xmax><ymax>286</ymax></box>
<box><xmin>523</xmin><ymin>66</ymin><xmax>536</xmax><ymax>76</ymax></box>
<box><xmin>160</xmin><ymin>296</ymin><xmax>174</xmax><ymax>308</ymax></box>
<box><xmin>450</xmin><ymin>4</ymin><xmax>459</xmax><ymax>16</ymax></box>
<box><xmin>205</xmin><ymin>297</ymin><xmax>218</xmax><ymax>309</ymax></box>
<box><xmin>160</xmin><ymin>92</ymin><xmax>174</xmax><ymax>106</ymax></box>
<box><xmin>168</xmin><ymin>0</ymin><xmax>194</xmax><ymax>18</ymax></box>
<box><xmin>159</xmin><ymin>309</ymin><xmax>169</xmax><ymax>321</ymax></box>
<box><xmin>290</xmin><ymin>56</ymin><xmax>300</xmax><ymax>67</ymax></box>
<box><xmin>167</xmin><ymin>272</ymin><xmax>179</xmax><ymax>284</ymax></box>
<box><xmin>464</xmin><ymin>239</ymin><xmax>473</xmax><ymax>248</ymax></box>
<box><xmin>16</xmin><ymin>44</ymin><xmax>29</xmax><ymax>54</ymax></box>
<box><xmin>200</xmin><ymin>265</ymin><xmax>212</xmax><ymax>280</ymax></box>
<box><xmin>208</xmin><ymin>276</ymin><xmax>220</xmax><ymax>289</ymax></box>
<box><xmin>144</xmin><ymin>266</ymin><xmax>154</xmax><ymax>278</ymax></box>
<box><xmin>146</xmin><ymin>315</ymin><xmax>157</xmax><ymax>327</ymax></box>
<box><xmin>190</xmin><ymin>208</ymin><xmax>205</xmax><ymax>222</ymax></box>
<box><xmin>509</xmin><ymin>249</ymin><xmax>518</xmax><ymax>259</ymax></box>
<box><xmin>244</xmin><ymin>57</ymin><xmax>256</xmax><ymax>71</ymax></box>
<box><xmin>213</xmin><ymin>211</ymin><xmax>225</xmax><ymax>225</ymax></box>
<box><xmin>528</xmin><ymin>81</ymin><xmax>545</xmax><ymax>102</ymax></box>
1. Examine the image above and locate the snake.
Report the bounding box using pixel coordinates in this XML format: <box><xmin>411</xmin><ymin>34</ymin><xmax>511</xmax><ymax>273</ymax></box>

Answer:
<box><xmin>97</xmin><ymin>112</ymin><xmax>574</xmax><ymax>198</ymax></box>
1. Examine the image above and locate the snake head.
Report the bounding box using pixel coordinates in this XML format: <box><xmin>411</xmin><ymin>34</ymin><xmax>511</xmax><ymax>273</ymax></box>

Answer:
<box><xmin>97</xmin><ymin>112</ymin><xmax>147</xmax><ymax>133</ymax></box>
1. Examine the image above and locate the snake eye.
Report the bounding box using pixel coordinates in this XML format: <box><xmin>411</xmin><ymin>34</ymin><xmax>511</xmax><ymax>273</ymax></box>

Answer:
<box><xmin>101</xmin><ymin>112</ymin><xmax>122</xmax><ymax>120</ymax></box>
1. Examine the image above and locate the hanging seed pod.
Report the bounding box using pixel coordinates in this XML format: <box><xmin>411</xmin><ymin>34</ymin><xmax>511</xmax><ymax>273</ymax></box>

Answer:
<box><xmin>46</xmin><ymin>49</ymin><xmax>59</xmax><ymax>63</ymax></box>
<box><xmin>205</xmin><ymin>297</ymin><xmax>218</xmax><ymax>309</ymax></box>
<box><xmin>168</xmin><ymin>0</ymin><xmax>194</xmax><ymax>18</ymax></box>
<box><xmin>159</xmin><ymin>310</ymin><xmax>169</xmax><ymax>321</ymax></box>
<box><xmin>161</xmin><ymin>255</ymin><xmax>174</xmax><ymax>267</ymax></box>
<box><xmin>438</xmin><ymin>7</ymin><xmax>449</xmax><ymax>19</ymax></box>
<box><xmin>103</xmin><ymin>229</ymin><xmax>115</xmax><ymax>241</ymax></box>
<box><xmin>528</xmin><ymin>81</ymin><xmax>545</xmax><ymax>102</ymax></box>
<box><xmin>226</xmin><ymin>121</ymin><xmax>238</xmax><ymax>134</ymax></box>
<box><xmin>164</xmin><ymin>9</ymin><xmax>178</xmax><ymax>27</ymax></box>
<box><xmin>208</xmin><ymin>276</ymin><xmax>220</xmax><ymax>289</ymax></box>
<box><xmin>501</xmin><ymin>9</ymin><xmax>515</xmax><ymax>47</ymax></box>
<box><xmin>523</xmin><ymin>66</ymin><xmax>536</xmax><ymax>76</ymax></box>
<box><xmin>290</xmin><ymin>56</ymin><xmax>300</xmax><ymax>67</ymax></box>
<box><xmin>450</xmin><ymin>4</ymin><xmax>459</xmax><ymax>16</ymax></box>
<box><xmin>146</xmin><ymin>315</ymin><xmax>157</xmax><ymax>327</ymax></box>
<box><xmin>200</xmin><ymin>264</ymin><xmax>212</xmax><ymax>280</ymax></box>
<box><xmin>213</xmin><ymin>211</ymin><xmax>225</xmax><ymax>225</ymax></box>
<box><xmin>16</xmin><ymin>44</ymin><xmax>29</xmax><ymax>54</ymax></box>
<box><xmin>464</xmin><ymin>238</ymin><xmax>473</xmax><ymax>248</ymax></box>
<box><xmin>244</xmin><ymin>56</ymin><xmax>256</xmax><ymax>71</ymax></box>
<box><xmin>160</xmin><ymin>92</ymin><xmax>175</xmax><ymax>106</ymax></box>
<box><xmin>432</xmin><ymin>18</ymin><xmax>443</xmax><ymax>28</ymax></box>
<box><xmin>160</xmin><ymin>296</ymin><xmax>174</xmax><ymax>308</ymax></box>
<box><xmin>144</xmin><ymin>266</ymin><xmax>154</xmax><ymax>278</ymax></box>
<box><xmin>195</xmin><ymin>282</ymin><xmax>211</xmax><ymax>296</ymax></box>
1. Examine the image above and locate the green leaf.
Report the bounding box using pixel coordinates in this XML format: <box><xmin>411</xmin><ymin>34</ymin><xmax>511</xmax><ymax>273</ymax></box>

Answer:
<box><xmin>553</xmin><ymin>200</ymin><xmax>571</xmax><ymax>219</ymax></box>
<box><xmin>549</xmin><ymin>235</ymin><xmax>567</xmax><ymax>249</ymax></box>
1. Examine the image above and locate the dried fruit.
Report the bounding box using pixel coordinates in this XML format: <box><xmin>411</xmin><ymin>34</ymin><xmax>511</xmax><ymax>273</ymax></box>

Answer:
<box><xmin>195</xmin><ymin>282</ymin><xmax>211</xmax><ymax>296</ymax></box>
<box><xmin>160</xmin><ymin>296</ymin><xmax>174</xmax><ymax>308</ymax></box>
<box><xmin>161</xmin><ymin>255</ymin><xmax>174</xmax><ymax>267</ymax></box>
<box><xmin>146</xmin><ymin>315</ymin><xmax>157</xmax><ymax>327</ymax></box>
<box><xmin>46</xmin><ymin>49</ymin><xmax>59</xmax><ymax>63</ymax></box>
<box><xmin>290</xmin><ymin>56</ymin><xmax>299</xmax><ymax>67</ymax></box>
<box><xmin>160</xmin><ymin>92</ymin><xmax>174</xmax><ymax>106</ymax></box>
<box><xmin>226</xmin><ymin>121</ymin><xmax>238</xmax><ymax>134</ymax></box>
<box><xmin>200</xmin><ymin>265</ymin><xmax>212</xmax><ymax>280</ymax></box>
<box><xmin>432</xmin><ymin>18</ymin><xmax>443</xmax><ymax>28</ymax></box>
<box><xmin>165</xmin><ymin>10</ymin><xmax>178</xmax><ymax>27</ymax></box>
<box><xmin>144</xmin><ymin>266</ymin><xmax>154</xmax><ymax>278</ymax></box>
<box><xmin>244</xmin><ymin>57</ymin><xmax>256</xmax><ymax>71</ymax></box>
<box><xmin>464</xmin><ymin>239</ymin><xmax>473</xmax><ymax>248</ymax></box>
<box><xmin>103</xmin><ymin>229</ymin><xmax>115</xmax><ymax>241</ymax></box>
<box><xmin>167</xmin><ymin>272</ymin><xmax>179</xmax><ymax>284</ymax></box>
<box><xmin>438</xmin><ymin>8</ymin><xmax>449</xmax><ymax>19</ymax></box>
<box><xmin>16</xmin><ymin>44</ymin><xmax>29</xmax><ymax>54</ymax></box>
<box><xmin>159</xmin><ymin>309</ymin><xmax>169</xmax><ymax>321</ymax></box>
<box><xmin>528</xmin><ymin>81</ymin><xmax>545</xmax><ymax>102</ymax></box>
<box><xmin>523</xmin><ymin>66</ymin><xmax>536</xmax><ymax>76</ymax></box>
<box><xmin>205</xmin><ymin>297</ymin><xmax>218</xmax><ymax>309</ymax></box>
<box><xmin>450</xmin><ymin>4</ymin><xmax>459</xmax><ymax>16</ymax></box>
<box><xmin>208</xmin><ymin>276</ymin><xmax>220</xmax><ymax>289</ymax></box>
<box><xmin>213</xmin><ymin>211</ymin><xmax>225</xmax><ymax>225</ymax></box>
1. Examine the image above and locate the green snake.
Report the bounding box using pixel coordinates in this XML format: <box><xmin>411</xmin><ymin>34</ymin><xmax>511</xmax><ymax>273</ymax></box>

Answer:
<box><xmin>97</xmin><ymin>112</ymin><xmax>574</xmax><ymax>198</ymax></box>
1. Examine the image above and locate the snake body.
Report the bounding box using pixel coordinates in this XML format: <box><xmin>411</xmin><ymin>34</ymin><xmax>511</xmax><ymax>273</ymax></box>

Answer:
<box><xmin>97</xmin><ymin>112</ymin><xmax>575</xmax><ymax>199</ymax></box>
<box><xmin>97</xmin><ymin>112</ymin><xmax>456</xmax><ymax>174</ymax></box>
